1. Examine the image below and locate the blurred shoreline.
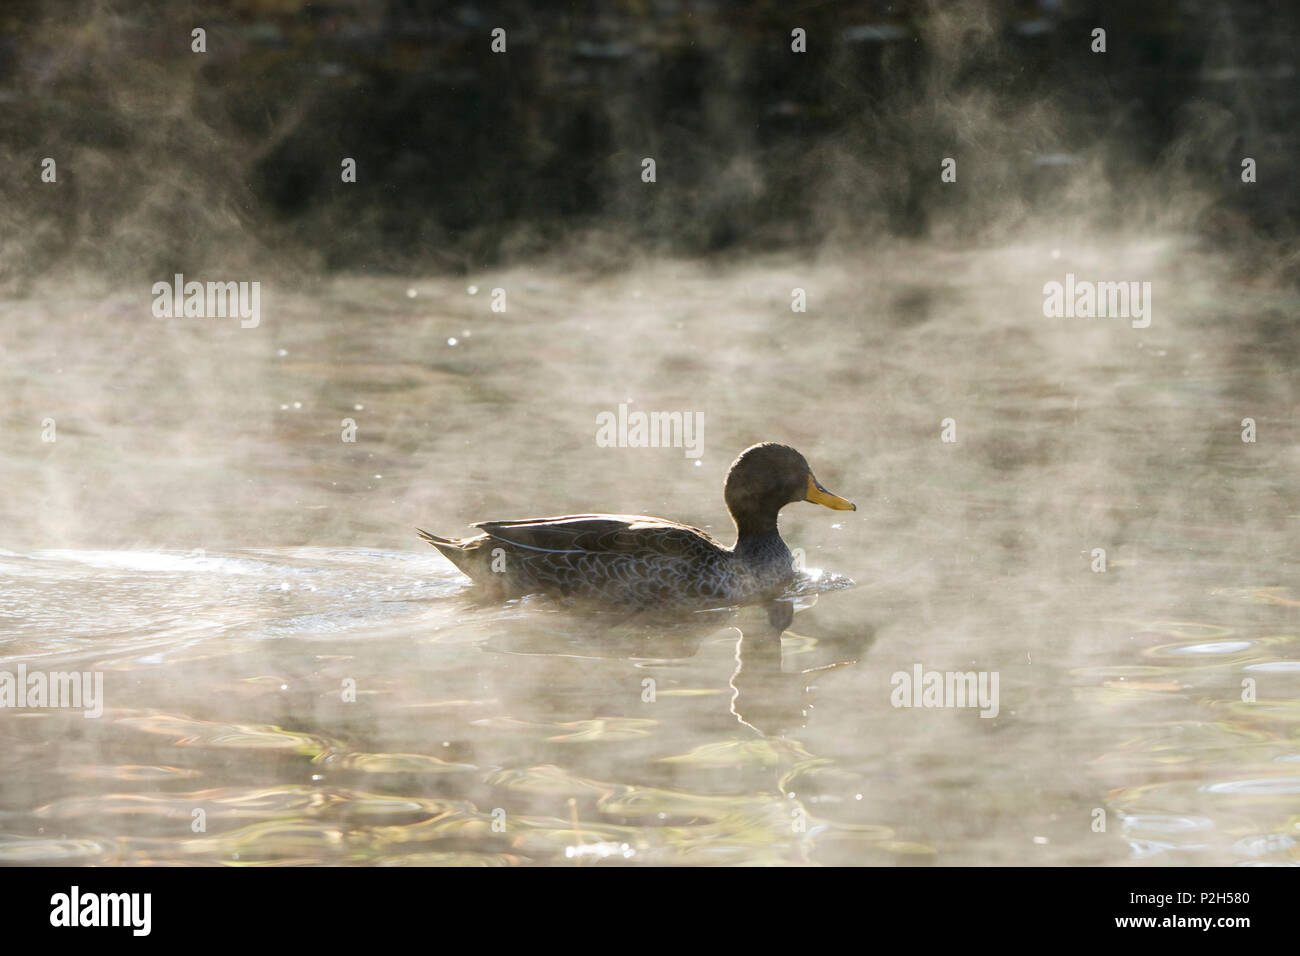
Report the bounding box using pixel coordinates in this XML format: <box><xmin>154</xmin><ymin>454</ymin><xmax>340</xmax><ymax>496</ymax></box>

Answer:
<box><xmin>1</xmin><ymin>1</ymin><xmax>1296</xmax><ymax>290</ymax></box>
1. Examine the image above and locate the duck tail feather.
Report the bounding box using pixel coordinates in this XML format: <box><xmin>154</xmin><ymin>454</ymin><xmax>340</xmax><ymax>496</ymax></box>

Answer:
<box><xmin>416</xmin><ymin>528</ymin><xmax>457</xmax><ymax>546</ymax></box>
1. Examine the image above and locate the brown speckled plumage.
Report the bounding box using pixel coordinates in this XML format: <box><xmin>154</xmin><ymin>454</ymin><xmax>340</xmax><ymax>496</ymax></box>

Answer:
<box><xmin>417</xmin><ymin>443</ymin><xmax>855</xmax><ymax>610</ymax></box>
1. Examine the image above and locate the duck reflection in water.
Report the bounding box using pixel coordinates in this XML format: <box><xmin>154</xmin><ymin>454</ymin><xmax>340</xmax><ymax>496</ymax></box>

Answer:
<box><xmin>730</xmin><ymin>596</ymin><xmax>876</xmax><ymax>737</ymax></box>
<box><xmin>476</xmin><ymin>586</ymin><xmax>873</xmax><ymax>738</ymax></box>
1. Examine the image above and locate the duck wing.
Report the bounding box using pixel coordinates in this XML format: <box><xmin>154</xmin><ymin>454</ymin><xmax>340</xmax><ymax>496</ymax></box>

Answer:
<box><xmin>471</xmin><ymin>513</ymin><xmax>723</xmax><ymax>558</ymax></box>
<box><xmin>467</xmin><ymin>514</ymin><xmax>737</xmax><ymax>606</ymax></box>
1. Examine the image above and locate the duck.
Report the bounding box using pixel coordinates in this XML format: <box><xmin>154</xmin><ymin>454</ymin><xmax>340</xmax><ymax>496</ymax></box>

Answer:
<box><xmin>416</xmin><ymin>442</ymin><xmax>855</xmax><ymax>610</ymax></box>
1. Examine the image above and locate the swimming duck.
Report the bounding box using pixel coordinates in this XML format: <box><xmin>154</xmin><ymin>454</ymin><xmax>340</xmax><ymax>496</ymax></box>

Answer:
<box><xmin>416</xmin><ymin>442</ymin><xmax>854</xmax><ymax>609</ymax></box>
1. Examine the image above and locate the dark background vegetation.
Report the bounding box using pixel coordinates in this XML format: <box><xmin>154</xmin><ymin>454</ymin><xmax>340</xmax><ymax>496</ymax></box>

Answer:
<box><xmin>0</xmin><ymin>0</ymin><xmax>1295</xmax><ymax>287</ymax></box>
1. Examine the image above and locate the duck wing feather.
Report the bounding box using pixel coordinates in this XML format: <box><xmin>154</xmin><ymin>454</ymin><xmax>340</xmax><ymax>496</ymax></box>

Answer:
<box><xmin>471</xmin><ymin>513</ymin><xmax>725</xmax><ymax>558</ymax></box>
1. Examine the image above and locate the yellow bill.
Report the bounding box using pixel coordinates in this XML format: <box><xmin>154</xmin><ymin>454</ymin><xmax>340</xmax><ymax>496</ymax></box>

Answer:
<box><xmin>804</xmin><ymin>474</ymin><xmax>856</xmax><ymax>511</ymax></box>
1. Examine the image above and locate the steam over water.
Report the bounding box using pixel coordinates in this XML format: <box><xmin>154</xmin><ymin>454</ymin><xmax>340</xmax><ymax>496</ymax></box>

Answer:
<box><xmin>2</xmin><ymin>0</ymin><xmax>1298</xmax><ymax>869</ymax></box>
<box><xmin>3</xmin><ymin>238</ymin><xmax>1298</xmax><ymax>865</ymax></box>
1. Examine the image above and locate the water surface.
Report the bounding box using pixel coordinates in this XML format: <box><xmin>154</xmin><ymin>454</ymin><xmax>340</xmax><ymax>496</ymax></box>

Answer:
<box><xmin>2</xmin><ymin>238</ymin><xmax>1298</xmax><ymax>865</ymax></box>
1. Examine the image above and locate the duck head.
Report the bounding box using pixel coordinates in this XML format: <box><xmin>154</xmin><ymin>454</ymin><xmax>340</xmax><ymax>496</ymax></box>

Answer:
<box><xmin>723</xmin><ymin>442</ymin><xmax>855</xmax><ymax>536</ymax></box>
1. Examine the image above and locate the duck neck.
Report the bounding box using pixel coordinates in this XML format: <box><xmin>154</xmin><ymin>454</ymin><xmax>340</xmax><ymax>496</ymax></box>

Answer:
<box><xmin>731</xmin><ymin>511</ymin><xmax>784</xmax><ymax>555</ymax></box>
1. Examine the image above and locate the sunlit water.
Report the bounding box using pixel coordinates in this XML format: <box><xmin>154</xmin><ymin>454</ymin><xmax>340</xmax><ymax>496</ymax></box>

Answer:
<box><xmin>2</xmin><ymin>237</ymin><xmax>1298</xmax><ymax>865</ymax></box>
